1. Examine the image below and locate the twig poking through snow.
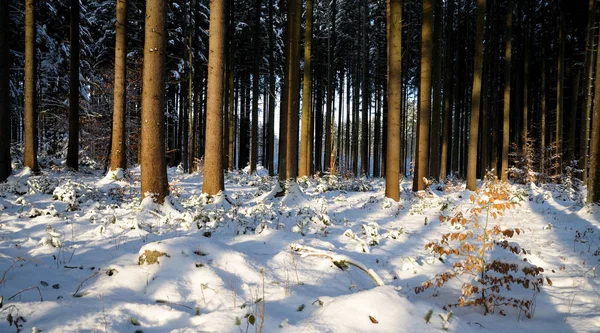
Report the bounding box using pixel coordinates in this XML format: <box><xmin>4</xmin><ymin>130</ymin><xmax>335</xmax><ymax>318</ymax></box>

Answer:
<box><xmin>289</xmin><ymin>244</ymin><xmax>384</xmax><ymax>286</ymax></box>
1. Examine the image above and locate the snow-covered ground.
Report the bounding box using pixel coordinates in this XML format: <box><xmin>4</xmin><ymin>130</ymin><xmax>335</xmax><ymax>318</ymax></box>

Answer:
<box><xmin>0</xmin><ymin>166</ymin><xmax>598</xmax><ymax>333</ymax></box>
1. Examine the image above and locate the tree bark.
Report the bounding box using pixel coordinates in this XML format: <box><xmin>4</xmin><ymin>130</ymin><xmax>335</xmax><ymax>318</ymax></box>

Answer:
<box><xmin>250</xmin><ymin>0</ymin><xmax>261</xmax><ymax>174</ymax></box>
<box><xmin>430</xmin><ymin>0</ymin><xmax>442</xmax><ymax>181</ymax></box>
<box><xmin>581</xmin><ymin>0</ymin><xmax>596</xmax><ymax>182</ymax></box>
<box><xmin>588</xmin><ymin>22</ymin><xmax>600</xmax><ymax>203</ymax></box>
<box><xmin>284</xmin><ymin>0</ymin><xmax>301</xmax><ymax>180</ymax></box>
<box><xmin>466</xmin><ymin>0</ymin><xmax>486</xmax><ymax>190</ymax></box>
<box><xmin>24</xmin><ymin>0</ymin><xmax>39</xmax><ymax>173</ymax></box>
<box><xmin>360</xmin><ymin>0</ymin><xmax>369</xmax><ymax>176</ymax></box>
<box><xmin>141</xmin><ymin>0</ymin><xmax>169</xmax><ymax>202</ymax></box>
<box><xmin>267</xmin><ymin>0</ymin><xmax>275</xmax><ymax>175</ymax></box>
<box><xmin>414</xmin><ymin>0</ymin><xmax>433</xmax><ymax>192</ymax></box>
<box><xmin>110</xmin><ymin>0</ymin><xmax>127</xmax><ymax>172</ymax></box>
<box><xmin>386</xmin><ymin>0</ymin><xmax>402</xmax><ymax>201</ymax></box>
<box><xmin>440</xmin><ymin>0</ymin><xmax>454</xmax><ymax>181</ymax></box>
<box><xmin>299</xmin><ymin>0</ymin><xmax>313</xmax><ymax>178</ymax></box>
<box><xmin>501</xmin><ymin>0</ymin><xmax>512</xmax><ymax>181</ymax></box>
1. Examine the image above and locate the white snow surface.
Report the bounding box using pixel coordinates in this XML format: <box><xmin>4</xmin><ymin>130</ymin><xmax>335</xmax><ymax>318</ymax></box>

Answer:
<box><xmin>0</xmin><ymin>167</ymin><xmax>598</xmax><ymax>333</ymax></box>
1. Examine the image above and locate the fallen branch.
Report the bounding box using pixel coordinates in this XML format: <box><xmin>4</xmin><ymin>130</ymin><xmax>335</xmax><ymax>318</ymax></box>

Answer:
<box><xmin>0</xmin><ymin>258</ymin><xmax>25</xmax><ymax>286</ymax></box>
<box><xmin>8</xmin><ymin>286</ymin><xmax>43</xmax><ymax>302</ymax></box>
<box><xmin>155</xmin><ymin>299</ymin><xmax>194</xmax><ymax>311</ymax></box>
<box><xmin>290</xmin><ymin>244</ymin><xmax>384</xmax><ymax>286</ymax></box>
<box><xmin>73</xmin><ymin>271</ymin><xmax>101</xmax><ymax>297</ymax></box>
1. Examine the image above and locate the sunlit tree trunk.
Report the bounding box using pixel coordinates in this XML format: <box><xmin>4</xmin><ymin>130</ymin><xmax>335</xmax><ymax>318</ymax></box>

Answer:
<box><xmin>466</xmin><ymin>0</ymin><xmax>485</xmax><ymax>190</ymax></box>
<box><xmin>141</xmin><ymin>0</ymin><xmax>169</xmax><ymax>202</ymax></box>
<box><xmin>501</xmin><ymin>0</ymin><xmax>512</xmax><ymax>181</ymax></box>
<box><xmin>299</xmin><ymin>0</ymin><xmax>313</xmax><ymax>178</ymax></box>
<box><xmin>250</xmin><ymin>0</ymin><xmax>261</xmax><ymax>174</ymax></box>
<box><xmin>440</xmin><ymin>0</ymin><xmax>454</xmax><ymax>181</ymax></box>
<box><xmin>203</xmin><ymin>0</ymin><xmax>226</xmax><ymax>195</ymax></box>
<box><xmin>414</xmin><ymin>0</ymin><xmax>433</xmax><ymax>192</ymax></box>
<box><xmin>110</xmin><ymin>0</ymin><xmax>127</xmax><ymax>172</ymax></box>
<box><xmin>24</xmin><ymin>0</ymin><xmax>39</xmax><ymax>173</ymax></box>
<box><xmin>385</xmin><ymin>0</ymin><xmax>402</xmax><ymax>201</ymax></box>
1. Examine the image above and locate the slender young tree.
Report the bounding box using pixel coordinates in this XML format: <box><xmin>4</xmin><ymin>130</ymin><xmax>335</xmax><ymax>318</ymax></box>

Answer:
<box><xmin>501</xmin><ymin>0</ymin><xmax>512</xmax><ymax>181</ymax></box>
<box><xmin>203</xmin><ymin>0</ymin><xmax>226</xmax><ymax>195</ymax></box>
<box><xmin>414</xmin><ymin>0</ymin><xmax>433</xmax><ymax>192</ymax></box>
<box><xmin>110</xmin><ymin>0</ymin><xmax>127</xmax><ymax>172</ymax></box>
<box><xmin>67</xmin><ymin>0</ymin><xmax>80</xmax><ymax>170</ymax></box>
<box><xmin>140</xmin><ymin>0</ymin><xmax>169</xmax><ymax>202</ymax></box>
<box><xmin>24</xmin><ymin>0</ymin><xmax>39</xmax><ymax>173</ymax></box>
<box><xmin>386</xmin><ymin>0</ymin><xmax>402</xmax><ymax>201</ymax></box>
<box><xmin>0</xmin><ymin>0</ymin><xmax>10</xmax><ymax>181</ymax></box>
<box><xmin>466</xmin><ymin>0</ymin><xmax>486</xmax><ymax>191</ymax></box>
<box><xmin>299</xmin><ymin>0</ymin><xmax>313</xmax><ymax>178</ymax></box>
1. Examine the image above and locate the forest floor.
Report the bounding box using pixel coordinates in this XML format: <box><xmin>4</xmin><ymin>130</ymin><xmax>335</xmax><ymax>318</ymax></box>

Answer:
<box><xmin>0</xmin><ymin>165</ymin><xmax>598</xmax><ymax>333</ymax></box>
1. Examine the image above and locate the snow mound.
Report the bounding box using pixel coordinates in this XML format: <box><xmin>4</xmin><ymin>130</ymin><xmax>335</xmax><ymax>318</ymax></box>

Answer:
<box><xmin>286</xmin><ymin>286</ymin><xmax>473</xmax><ymax>332</ymax></box>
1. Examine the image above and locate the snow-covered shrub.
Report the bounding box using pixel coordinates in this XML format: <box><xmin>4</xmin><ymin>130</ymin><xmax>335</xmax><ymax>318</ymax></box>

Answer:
<box><xmin>52</xmin><ymin>180</ymin><xmax>103</xmax><ymax>210</ymax></box>
<box><xmin>236</xmin><ymin>202</ymin><xmax>280</xmax><ymax>234</ymax></box>
<box><xmin>40</xmin><ymin>228</ymin><xmax>62</xmax><ymax>248</ymax></box>
<box><xmin>291</xmin><ymin>207</ymin><xmax>331</xmax><ymax>236</ymax></box>
<box><xmin>344</xmin><ymin>222</ymin><xmax>406</xmax><ymax>252</ymax></box>
<box><xmin>416</xmin><ymin>175</ymin><xmax>549</xmax><ymax>318</ymax></box>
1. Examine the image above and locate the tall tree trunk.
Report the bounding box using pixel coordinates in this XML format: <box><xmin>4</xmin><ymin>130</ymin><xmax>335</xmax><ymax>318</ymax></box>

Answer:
<box><xmin>284</xmin><ymin>0</ymin><xmax>301</xmax><ymax>180</ymax></box>
<box><xmin>440</xmin><ymin>0</ymin><xmax>454</xmax><ymax>181</ymax></box>
<box><xmin>501</xmin><ymin>0</ymin><xmax>512</xmax><ymax>181</ymax></box>
<box><xmin>556</xmin><ymin>10</ymin><xmax>565</xmax><ymax>178</ymax></box>
<box><xmin>0</xmin><ymin>0</ymin><xmax>10</xmax><ymax>181</ymax></box>
<box><xmin>414</xmin><ymin>0</ymin><xmax>433</xmax><ymax>192</ymax></box>
<box><xmin>110</xmin><ymin>0</ymin><xmax>127</xmax><ymax>172</ymax></box>
<box><xmin>581</xmin><ymin>0</ymin><xmax>596</xmax><ymax>182</ymax></box>
<box><xmin>250</xmin><ymin>0</ymin><xmax>261</xmax><ymax>174</ymax></box>
<box><xmin>203</xmin><ymin>0</ymin><xmax>226</xmax><ymax>195</ymax></box>
<box><xmin>587</xmin><ymin>24</ymin><xmax>600</xmax><ymax>203</ymax></box>
<box><xmin>299</xmin><ymin>0</ymin><xmax>313</xmax><ymax>178</ymax></box>
<box><xmin>324</xmin><ymin>0</ymin><xmax>336</xmax><ymax>174</ymax></box>
<box><xmin>360</xmin><ymin>0</ymin><xmax>369</xmax><ymax>176</ymax></box>
<box><xmin>67</xmin><ymin>0</ymin><xmax>80</xmax><ymax>170</ymax></box>
<box><xmin>385</xmin><ymin>0</ymin><xmax>402</xmax><ymax>201</ymax></box>
<box><xmin>227</xmin><ymin>1</ymin><xmax>235</xmax><ymax>171</ymax></box>
<box><xmin>141</xmin><ymin>0</ymin><xmax>169</xmax><ymax>202</ymax></box>
<box><xmin>466</xmin><ymin>0</ymin><xmax>486</xmax><ymax>190</ymax></box>
<box><xmin>540</xmin><ymin>49</ymin><xmax>547</xmax><ymax>177</ymax></box>
<box><xmin>568</xmin><ymin>68</ymin><xmax>581</xmax><ymax>165</ymax></box>
<box><xmin>430</xmin><ymin>0</ymin><xmax>442</xmax><ymax>181</ymax></box>
<box><xmin>267</xmin><ymin>0</ymin><xmax>275</xmax><ymax>175</ymax></box>
<box><xmin>24</xmin><ymin>0</ymin><xmax>39</xmax><ymax>173</ymax></box>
